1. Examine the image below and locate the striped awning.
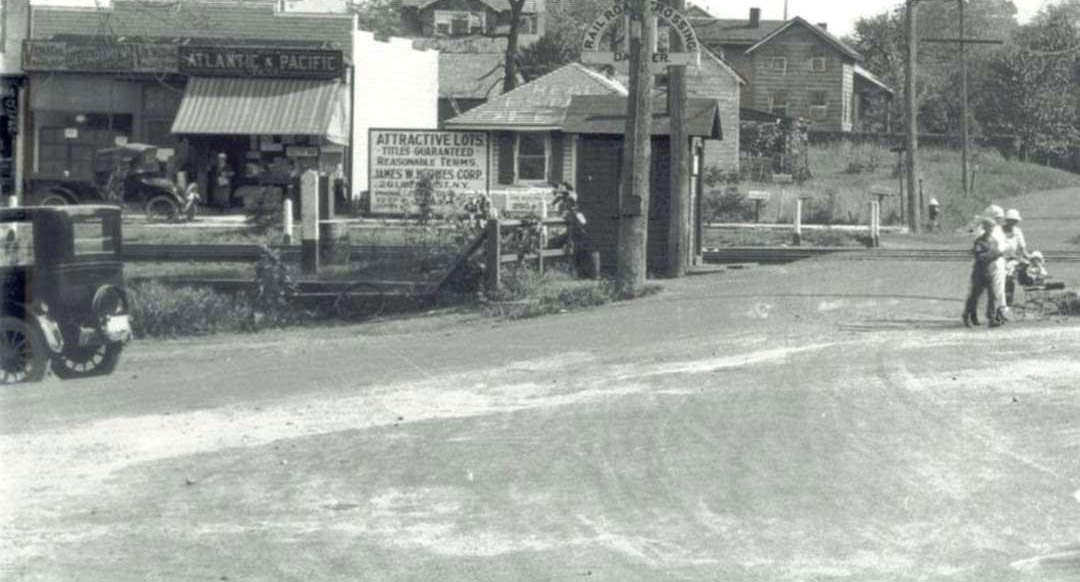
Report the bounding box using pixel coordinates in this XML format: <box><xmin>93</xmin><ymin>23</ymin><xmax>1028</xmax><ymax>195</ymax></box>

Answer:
<box><xmin>171</xmin><ymin>77</ymin><xmax>349</xmax><ymax>145</ymax></box>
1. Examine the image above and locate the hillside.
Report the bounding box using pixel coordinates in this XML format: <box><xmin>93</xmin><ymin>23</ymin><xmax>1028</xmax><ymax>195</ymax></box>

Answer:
<box><xmin>724</xmin><ymin>144</ymin><xmax>1080</xmax><ymax>230</ymax></box>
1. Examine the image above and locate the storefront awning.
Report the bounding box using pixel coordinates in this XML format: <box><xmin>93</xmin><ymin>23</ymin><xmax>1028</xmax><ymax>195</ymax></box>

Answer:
<box><xmin>171</xmin><ymin>77</ymin><xmax>349</xmax><ymax>145</ymax></box>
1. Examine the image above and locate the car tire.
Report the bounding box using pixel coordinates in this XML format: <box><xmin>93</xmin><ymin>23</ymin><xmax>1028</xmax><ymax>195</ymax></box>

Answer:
<box><xmin>0</xmin><ymin>316</ymin><xmax>49</xmax><ymax>384</ymax></box>
<box><xmin>39</xmin><ymin>192</ymin><xmax>70</xmax><ymax>206</ymax></box>
<box><xmin>145</xmin><ymin>195</ymin><xmax>179</xmax><ymax>222</ymax></box>
<box><xmin>51</xmin><ymin>342</ymin><xmax>123</xmax><ymax>380</ymax></box>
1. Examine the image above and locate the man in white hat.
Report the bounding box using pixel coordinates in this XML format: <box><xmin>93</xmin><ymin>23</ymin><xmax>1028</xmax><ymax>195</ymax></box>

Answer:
<box><xmin>1002</xmin><ymin>208</ymin><xmax>1030</xmax><ymax>306</ymax></box>
<box><xmin>971</xmin><ymin>205</ymin><xmax>1009</xmax><ymax>327</ymax></box>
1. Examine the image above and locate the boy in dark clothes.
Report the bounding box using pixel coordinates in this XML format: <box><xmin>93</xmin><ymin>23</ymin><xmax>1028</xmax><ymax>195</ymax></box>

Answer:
<box><xmin>963</xmin><ymin>216</ymin><xmax>1003</xmax><ymax>327</ymax></box>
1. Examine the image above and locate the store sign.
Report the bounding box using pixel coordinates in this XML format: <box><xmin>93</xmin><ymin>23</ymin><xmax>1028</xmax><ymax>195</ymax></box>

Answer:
<box><xmin>179</xmin><ymin>47</ymin><xmax>343</xmax><ymax>79</ymax></box>
<box><xmin>23</xmin><ymin>40</ymin><xmax>178</xmax><ymax>73</ymax></box>
<box><xmin>368</xmin><ymin>129</ymin><xmax>489</xmax><ymax>215</ymax></box>
<box><xmin>2</xmin><ymin>92</ymin><xmax>17</xmax><ymax>135</ymax></box>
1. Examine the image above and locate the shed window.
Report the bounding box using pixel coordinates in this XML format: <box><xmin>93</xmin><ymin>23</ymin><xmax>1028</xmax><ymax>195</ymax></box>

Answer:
<box><xmin>516</xmin><ymin>133</ymin><xmax>548</xmax><ymax>182</ymax></box>
<box><xmin>809</xmin><ymin>56</ymin><xmax>827</xmax><ymax>72</ymax></box>
<box><xmin>768</xmin><ymin>57</ymin><xmax>787</xmax><ymax>74</ymax></box>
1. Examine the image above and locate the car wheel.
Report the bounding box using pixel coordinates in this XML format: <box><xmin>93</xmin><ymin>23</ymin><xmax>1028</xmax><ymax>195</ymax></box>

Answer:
<box><xmin>0</xmin><ymin>317</ymin><xmax>48</xmax><ymax>384</ymax></box>
<box><xmin>145</xmin><ymin>195</ymin><xmax>179</xmax><ymax>222</ymax></box>
<box><xmin>39</xmin><ymin>193</ymin><xmax>70</xmax><ymax>206</ymax></box>
<box><xmin>51</xmin><ymin>342</ymin><xmax>123</xmax><ymax>379</ymax></box>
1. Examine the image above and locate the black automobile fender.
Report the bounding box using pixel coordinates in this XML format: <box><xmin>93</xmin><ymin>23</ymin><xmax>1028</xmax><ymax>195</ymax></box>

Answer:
<box><xmin>10</xmin><ymin>303</ymin><xmax>64</xmax><ymax>353</ymax></box>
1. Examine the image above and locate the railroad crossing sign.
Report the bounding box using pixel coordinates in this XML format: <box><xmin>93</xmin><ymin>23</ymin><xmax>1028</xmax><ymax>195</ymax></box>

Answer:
<box><xmin>581</xmin><ymin>1</ymin><xmax>701</xmax><ymax>72</ymax></box>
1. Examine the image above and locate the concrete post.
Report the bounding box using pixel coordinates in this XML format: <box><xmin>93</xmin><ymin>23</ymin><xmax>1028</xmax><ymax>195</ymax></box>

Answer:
<box><xmin>300</xmin><ymin>169</ymin><xmax>319</xmax><ymax>274</ymax></box>
<box><xmin>485</xmin><ymin>218</ymin><xmax>501</xmax><ymax>298</ymax></box>
<box><xmin>283</xmin><ymin>198</ymin><xmax>294</xmax><ymax>245</ymax></box>
<box><xmin>793</xmin><ymin>197</ymin><xmax>803</xmax><ymax>246</ymax></box>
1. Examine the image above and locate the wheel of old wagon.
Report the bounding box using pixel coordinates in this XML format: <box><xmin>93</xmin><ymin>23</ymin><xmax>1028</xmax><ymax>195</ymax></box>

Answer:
<box><xmin>0</xmin><ymin>317</ymin><xmax>48</xmax><ymax>384</ymax></box>
<box><xmin>145</xmin><ymin>195</ymin><xmax>179</xmax><ymax>222</ymax></box>
<box><xmin>51</xmin><ymin>343</ymin><xmax>123</xmax><ymax>379</ymax></box>
<box><xmin>333</xmin><ymin>282</ymin><xmax>386</xmax><ymax>321</ymax></box>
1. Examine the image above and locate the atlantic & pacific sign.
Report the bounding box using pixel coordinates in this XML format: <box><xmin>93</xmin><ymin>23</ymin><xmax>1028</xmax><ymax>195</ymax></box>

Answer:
<box><xmin>179</xmin><ymin>47</ymin><xmax>343</xmax><ymax>79</ymax></box>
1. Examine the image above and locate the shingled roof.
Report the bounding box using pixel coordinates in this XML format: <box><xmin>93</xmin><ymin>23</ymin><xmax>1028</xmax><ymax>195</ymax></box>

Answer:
<box><xmin>439</xmin><ymin>52</ymin><xmax>510</xmax><ymax>99</ymax></box>
<box><xmin>692</xmin><ymin>17</ymin><xmax>787</xmax><ymax>46</ymax></box>
<box><xmin>443</xmin><ymin>62</ymin><xmax>626</xmax><ymax>130</ymax></box>
<box><xmin>32</xmin><ymin>0</ymin><xmax>354</xmax><ymax>54</ymax></box>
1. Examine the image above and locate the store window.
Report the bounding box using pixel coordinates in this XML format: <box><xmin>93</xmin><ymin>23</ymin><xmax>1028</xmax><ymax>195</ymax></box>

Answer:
<box><xmin>516</xmin><ymin>133</ymin><xmax>548</xmax><ymax>182</ymax></box>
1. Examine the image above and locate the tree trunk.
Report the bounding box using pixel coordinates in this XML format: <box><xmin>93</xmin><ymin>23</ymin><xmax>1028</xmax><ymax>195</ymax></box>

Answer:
<box><xmin>503</xmin><ymin>0</ymin><xmax>525</xmax><ymax>93</ymax></box>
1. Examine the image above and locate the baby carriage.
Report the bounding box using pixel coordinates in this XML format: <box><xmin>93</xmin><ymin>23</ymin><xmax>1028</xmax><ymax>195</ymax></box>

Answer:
<box><xmin>1007</xmin><ymin>251</ymin><xmax>1066</xmax><ymax>319</ymax></box>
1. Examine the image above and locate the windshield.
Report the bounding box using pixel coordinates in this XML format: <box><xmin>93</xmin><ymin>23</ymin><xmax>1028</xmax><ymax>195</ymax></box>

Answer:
<box><xmin>72</xmin><ymin>216</ymin><xmax>118</xmax><ymax>256</ymax></box>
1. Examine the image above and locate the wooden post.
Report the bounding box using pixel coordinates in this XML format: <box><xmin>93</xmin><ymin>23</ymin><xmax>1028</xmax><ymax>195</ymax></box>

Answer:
<box><xmin>484</xmin><ymin>218</ymin><xmax>501</xmax><ymax>297</ymax></box>
<box><xmin>282</xmin><ymin>198</ymin><xmax>294</xmax><ymax>245</ymax></box>
<box><xmin>665</xmin><ymin>0</ymin><xmax>689</xmax><ymax>278</ymax></box>
<box><xmin>959</xmin><ymin>0</ymin><xmax>969</xmax><ymax>196</ymax></box>
<box><xmin>300</xmin><ymin>169</ymin><xmax>319</xmax><ymax>274</ymax></box>
<box><xmin>538</xmin><ymin>198</ymin><xmax>547</xmax><ymax>273</ymax></box>
<box><xmin>616</xmin><ymin>0</ymin><xmax>655</xmax><ymax>296</ymax></box>
<box><xmin>793</xmin><ymin>197</ymin><xmax>803</xmax><ymax>246</ymax></box>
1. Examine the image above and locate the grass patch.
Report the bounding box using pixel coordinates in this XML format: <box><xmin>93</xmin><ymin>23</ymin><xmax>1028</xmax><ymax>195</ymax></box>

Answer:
<box><xmin>720</xmin><ymin>143</ymin><xmax>1080</xmax><ymax>230</ymax></box>
<box><xmin>128</xmin><ymin>280</ymin><xmax>253</xmax><ymax>338</ymax></box>
<box><xmin>483</xmin><ymin>265</ymin><xmax>661</xmax><ymax>319</ymax></box>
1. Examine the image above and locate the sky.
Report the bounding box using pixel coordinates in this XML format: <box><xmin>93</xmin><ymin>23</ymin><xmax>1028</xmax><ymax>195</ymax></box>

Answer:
<box><xmin>698</xmin><ymin>0</ymin><xmax>1055</xmax><ymax>37</ymax></box>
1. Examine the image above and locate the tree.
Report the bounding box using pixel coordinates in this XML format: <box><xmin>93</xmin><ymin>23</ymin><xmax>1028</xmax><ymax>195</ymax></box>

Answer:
<box><xmin>979</xmin><ymin>1</ymin><xmax>1080</xmax><ymax>162</ymax></box>
<box><xmin>349</xmin><ymin>0</ymin><xmax>404</xmax><ymax>38</ymax></box>
<box><xmin>850</xmin><ymin>0</ymin><xmax>1019</xmax><ymax>135</ymax></box>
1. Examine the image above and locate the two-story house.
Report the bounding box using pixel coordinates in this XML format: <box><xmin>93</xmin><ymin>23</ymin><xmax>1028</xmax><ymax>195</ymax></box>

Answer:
<box><xmin>693</xmin><ymin>7</ymin><xmax>893</xmax><ymax>132</ymax></box>
<box><xmin>400</xmin><ymin>0</ymin><xmax>544</xmax><ymax>42</ymax></box>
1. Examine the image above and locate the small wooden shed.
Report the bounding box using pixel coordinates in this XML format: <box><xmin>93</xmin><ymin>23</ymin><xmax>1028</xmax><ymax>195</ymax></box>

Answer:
<box><xmin>562</xmin><ymin>95</ymin><xmax>723</xmax><ymax>274</ymax></box>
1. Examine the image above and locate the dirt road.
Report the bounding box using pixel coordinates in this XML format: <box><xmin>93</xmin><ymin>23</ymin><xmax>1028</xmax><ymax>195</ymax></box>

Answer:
<box><xmin>2</xmin><ymin>257</ymin><xmax>1080</xmax><ymax>581</ymax></box>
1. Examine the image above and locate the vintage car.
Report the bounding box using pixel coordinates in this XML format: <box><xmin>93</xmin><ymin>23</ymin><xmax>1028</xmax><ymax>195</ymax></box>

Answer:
<box><xmin>1</xmin><ymin>205</ymin><xmax>132</xmax><ymax>384</ymax></box>
<box><xmin>29</xmin><ymin>143</ymin><xmax>185</xmax><ymax>220</ymax></box>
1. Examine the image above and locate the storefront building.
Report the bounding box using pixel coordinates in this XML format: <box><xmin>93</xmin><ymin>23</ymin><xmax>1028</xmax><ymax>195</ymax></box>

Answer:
<box><xmin>1</xmin><ymin>0</ymin><xmax>31</xmax><ymax>198</ymax></box>
<box><xmin>22</xmin><ymin>0</ymin><xmax>437</xmax><ymax>207</ymax></box>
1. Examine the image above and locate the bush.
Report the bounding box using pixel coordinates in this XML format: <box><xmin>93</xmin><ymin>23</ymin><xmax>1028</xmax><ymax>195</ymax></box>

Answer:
<box><xmin>704</xmin><ymin>186</ymin><xmax>756</xmax><ymax>223</ymax></box>
<box><xmin>245</xmin><ymin>189</ymin><xmax>285</xmax><ymax>234</ymax></box>
<box><xmin>483</xmin><ymin>265</ymin><xmax>658</xmax><ymax>319</ymax></box>
<box><xmin>128</xmin><ymin>281</ymin><xmax>251</xmax><ymax>338</ymax></box>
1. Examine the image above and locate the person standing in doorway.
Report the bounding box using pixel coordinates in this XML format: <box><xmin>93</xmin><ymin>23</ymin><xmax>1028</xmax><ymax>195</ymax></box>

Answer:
<box><xmin>211</xmin><ymin>152</ymin><xmax>234</xmax><ymax>209</ymax></box>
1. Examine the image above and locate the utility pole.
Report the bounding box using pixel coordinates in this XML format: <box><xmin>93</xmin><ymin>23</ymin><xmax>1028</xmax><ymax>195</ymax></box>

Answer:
<box><xmin>924</xmin><ymin>0</ymin><xmax>1003</xmax><ymax>196</ymax></box>
<box><xmin>959</xmin><ymin>0</ymin><xmax>968</xmax><ymax>195</ymax></box>
<box><xmin>617</xmin><ymin>0</ymin><xmax>655</xmax><ymax>295</ymax></box>
<box><xmin>666</xmin><ymin>0</ymin><xmax>689</xmax><ymax>278</ymax></box>
<box><xmin>905</xmin><ymin>0</ymin><xmax>921</xmax><ymax>233</ymax></box>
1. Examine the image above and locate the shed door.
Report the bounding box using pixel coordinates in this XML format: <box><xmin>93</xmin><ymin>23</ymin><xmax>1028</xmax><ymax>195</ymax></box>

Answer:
<box><xmin>576</xmin><ymin>135</ymin><xmax>622</xmax><ymax>274</ymax></box>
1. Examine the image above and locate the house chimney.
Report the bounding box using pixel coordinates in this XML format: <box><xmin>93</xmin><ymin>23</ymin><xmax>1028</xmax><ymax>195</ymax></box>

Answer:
<box><xmin>749</xmin><ymin>7</ymin><xmax>761</xmax><ymax>28</ymax></box>
<box><xmin>817</xmin><ymin>22</ymin><xmax>828</xmax><ymax>31</ymax></box>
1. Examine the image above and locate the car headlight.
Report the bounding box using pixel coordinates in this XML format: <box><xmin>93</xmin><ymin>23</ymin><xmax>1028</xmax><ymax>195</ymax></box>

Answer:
<box><xmin>92</xmin><ymin>285</ymin><xmax>128</xmax><ymax>318</ymax></box>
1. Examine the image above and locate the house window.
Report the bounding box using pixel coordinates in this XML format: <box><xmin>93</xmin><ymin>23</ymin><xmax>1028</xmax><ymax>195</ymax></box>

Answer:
<box><xmin>519</xmin><ymin>13</ymin><xmax>538</xmax><ymax>35</ymax></box>
<box><xmin>516</xmin><ymin>133</ymin><xmax>548</xmax><ymax>182</ymax></box>
<box><xmin>809</xmin><ymin>56</ymin><xmax>827</xmax><ymax>72</ymax></box>
<box><xmin>809</xmin><ymin>91</ymin><xmax>828</xmax><ymax>120</ymax></box>
<box><xmin>434</xmin><ymin>10</ymin><xmax>485</xmax><ymax>36</ymax></box>
<box><xmin>768</xmin><ymin>57</ymin><xmax>787</xmax><ymax>74</ymax></box>
<box><xmin>768</xmin><ymin>92</ymin><xmax>788</xmax><ymax>117</ymax></box>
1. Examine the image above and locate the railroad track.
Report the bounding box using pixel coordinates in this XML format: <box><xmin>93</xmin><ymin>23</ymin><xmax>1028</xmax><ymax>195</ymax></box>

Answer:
<box><xmin>702</xmin><ymin>247</ymin><xmax>1080</xmax><ymax>264</ymax></box>
<box><xmin>122</xmin><ymin>244</ymin><xmax>1080</xmax><ymax>266</ymax></box>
